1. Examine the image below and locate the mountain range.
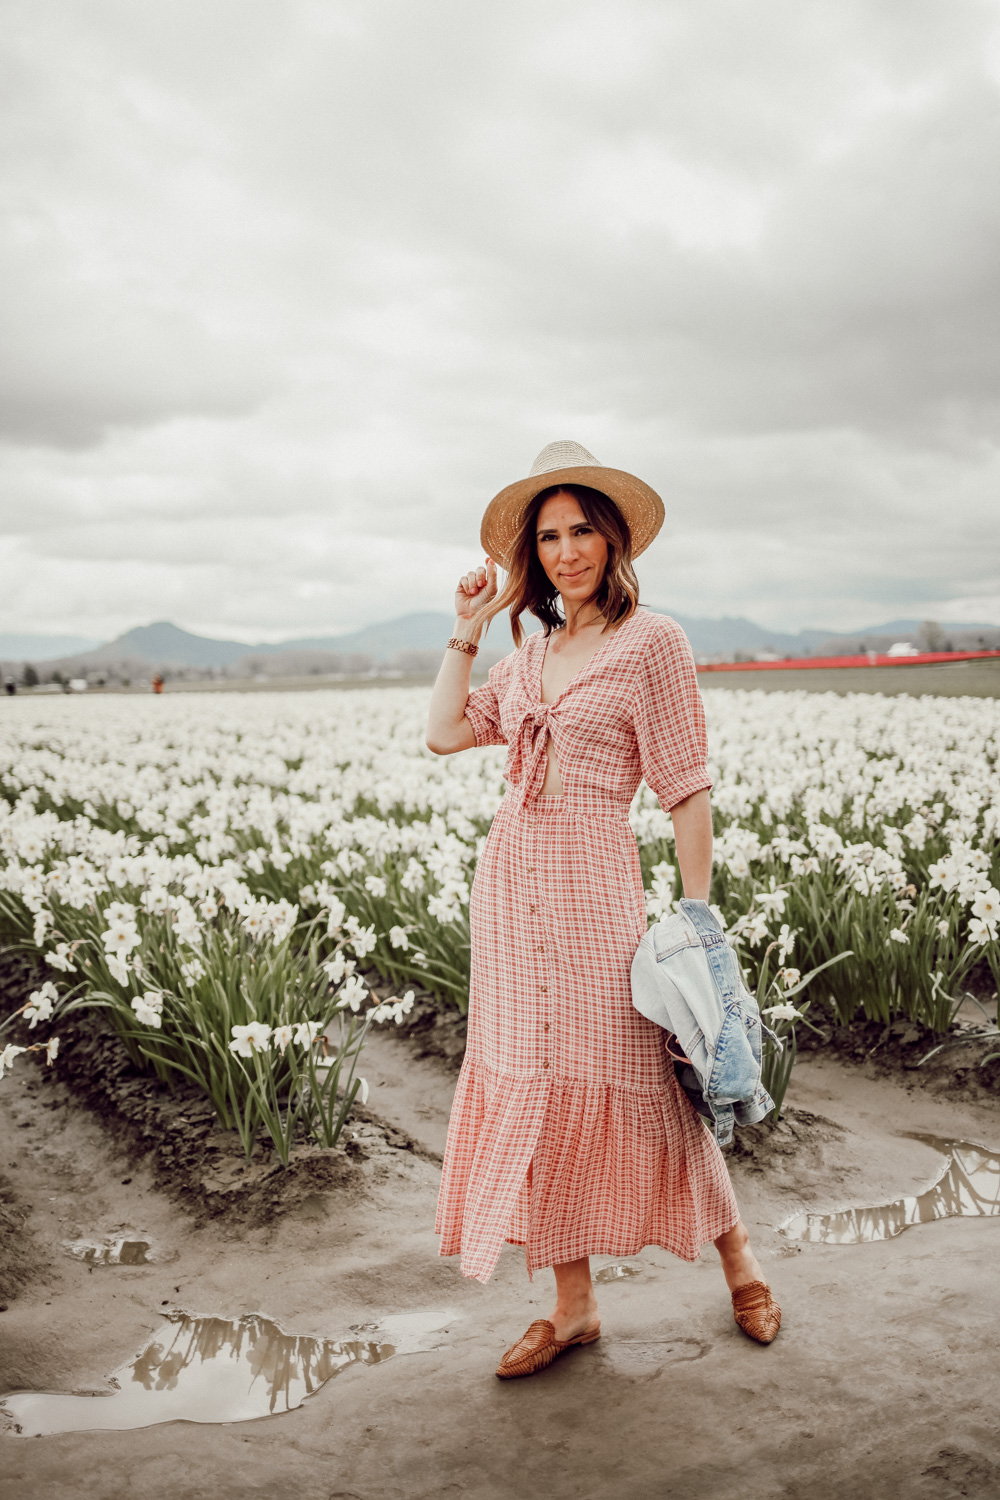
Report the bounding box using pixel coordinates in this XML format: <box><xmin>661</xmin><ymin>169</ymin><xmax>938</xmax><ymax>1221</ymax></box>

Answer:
<box><xmin>3</xmin><ymin>613</ymin><xmax>998</xmax><ymax>676</ymax></box>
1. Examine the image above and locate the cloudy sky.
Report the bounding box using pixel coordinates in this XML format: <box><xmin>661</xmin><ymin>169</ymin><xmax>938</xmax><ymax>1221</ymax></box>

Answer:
<box><xmin>3</xmin><ymin>0</ymin><xmax>999</xmax><ymax>643</ymax></box>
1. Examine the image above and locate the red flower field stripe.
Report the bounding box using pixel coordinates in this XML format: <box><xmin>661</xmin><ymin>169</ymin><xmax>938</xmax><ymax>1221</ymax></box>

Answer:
<box><xmin>697</xmin><ymin>650</ymin><xmax>1000</xmax><ymax>673</ymax></box>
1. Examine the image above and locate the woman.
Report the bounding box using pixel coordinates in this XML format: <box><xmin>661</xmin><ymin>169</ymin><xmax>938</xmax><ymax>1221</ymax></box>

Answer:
<box><xmin>426</xmin><ymin>441</ymin><xmax>780</xmax><ymax>1378</ymax></box>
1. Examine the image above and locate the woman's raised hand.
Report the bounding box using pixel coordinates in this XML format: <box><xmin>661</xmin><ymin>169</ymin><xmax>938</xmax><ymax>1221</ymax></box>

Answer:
<box><xmin>454</xmin><ymin>557</ymin><xmax>498</xmax><ymax>624</ymax></box>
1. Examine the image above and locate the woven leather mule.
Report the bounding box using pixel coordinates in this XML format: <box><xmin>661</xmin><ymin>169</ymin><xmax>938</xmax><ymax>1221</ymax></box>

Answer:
<box><xmin>495</xmin><ymin>1318</ymin><xmax>602</xmax><ymax>1379</ymax></box>
<box><xmin>732</xmin><ymin>1280</ymin><xmax>781</xmax><ymax>1344</ymax></box>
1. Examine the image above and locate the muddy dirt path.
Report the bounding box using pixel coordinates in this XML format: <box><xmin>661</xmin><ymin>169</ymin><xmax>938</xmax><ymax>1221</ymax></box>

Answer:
<box><xmin>2</xmin><ymin>1035</ymin><xmax>999</xmax><ymax>1500</ymax></box>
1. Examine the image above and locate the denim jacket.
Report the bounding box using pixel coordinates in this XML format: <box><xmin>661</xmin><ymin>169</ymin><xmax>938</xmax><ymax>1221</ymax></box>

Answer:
<box><xmin>630</xmin><ymin>898</ymin><xmax>778</xmax><ymax>1146</ymax></box>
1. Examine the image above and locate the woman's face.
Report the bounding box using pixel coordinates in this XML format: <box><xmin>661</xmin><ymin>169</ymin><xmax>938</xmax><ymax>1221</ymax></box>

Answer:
<box><xmin>535</xmin><ymin>491</ymin><xmax>609</xmax><ymax>605</ymax></box>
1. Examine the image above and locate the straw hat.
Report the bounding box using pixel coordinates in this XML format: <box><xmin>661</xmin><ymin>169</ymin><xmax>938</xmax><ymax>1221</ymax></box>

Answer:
<box><xmin>480</xmin><ymin>440</ymin><xmax>665</xmax><ymax>571</ymax></box>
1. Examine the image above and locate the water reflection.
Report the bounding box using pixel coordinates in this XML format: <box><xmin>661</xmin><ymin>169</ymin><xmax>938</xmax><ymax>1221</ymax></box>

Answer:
<box><xmin>782</xmin><ymin>1135</ymin><xmax>1000</xmax><ymax>1245</ymax></box>
<box><xmin>595</xmin><ymin>1263</ymin><xmax>641</xmax><ymax>1283</ymax></box>
<box><xmin>0</xmin><ymin>1313</ymin><xmax>394</xmax><ymax>1436</ymax></box>
<box><xmin>64</xmin><ymin>1238</ymin><xmax>153</xmax><ymax>1266</ymax></box>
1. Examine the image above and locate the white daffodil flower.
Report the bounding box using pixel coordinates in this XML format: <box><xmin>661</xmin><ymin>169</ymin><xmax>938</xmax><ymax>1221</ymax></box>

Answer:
<box><xmin>339</xmin><ymin>975</ymin><xmax>368</xmax><ymax>1012</ymax></box>
<box><xmin>101</xmin><ymin>922</ymin><xmax>140</xmax><ymax>956</ymax></box>
<box><xmin>400</xmin><ymin>859</ymin><xmax>426</xmax><ymax>893</ymax></box>
<box><xmin>372</xmin><ymin>989</ymin><xmax>416</xmax><ymax>1025</ymax></box>
<box><xmin>240</xmin><ymin>901</ymin><xmax>268</xmax><ymax>938</ymax></box>
<box><xmin>106</xmin><ymin>954</ymin><xmax>131</xmax><ymax>987</ymax></box>
<box><xmin>762</xmin><ymin>1002</ymin><xmax>804</xmax><ymax>1022</ymax></box>
<box><xmin>346</xmin><ymin>920</ymin><xmax>377</xmax><ymax>957</ymax></box>
<box><xmin>292</xmin><ymin>1020</ymin><xmax>323</xmax><ymax>1048</ymax></box>
<box><xmin>744</xmin><ymin>912</ymin><xmax>770</xmax><ymax>947</ymax></box>
<box><xmin>23</xmin><ymin>981</ymin><xmax>58</xmax><ymax>1028</ymax></box>
<box><xmin>1</xmin><ymin>1044</ymin><xmax>29</xmax><ymax>1080</ymax></box>
<box><xmin>131</xmin><ymin>996</ymin><xmax>163</xmax><ymax>1028</ymax></box>
<box><xmin>427</xmin><ymin>894</ymin><xmax>460</xmax><ymax>924</ymax></box>
<box><xmin>971</xmin><ymin>888</ymin><xmax>1000</xmax><ymax>923</ymax></box>
<box><xmin>775</xmin><ymin>924</ymin><xmax>797</xmax><ymax>963</ymax></box>
<box><xmin>322</xmin><ymin>952</ymin><xmax>348</xmax><ymax>984</ymax></box>
<box><xmin>268</xmin><ymin>898</ymin><xmax>298</xmax><ymax>944</ymax></box>
<box><xmin>104</xmin><ymin>901</ymin><xmax>137</xmax><ymax>925</ymax></box>
<box><xmin>323</xmin><ymin>896</ymin><xmax>346</xmax><ymax>932</ymax></box>
<box><xmin>228</xmin><ymin>1022</ymin><xmax>273</xmax><ymax>1057</ymax></box>
<box><xmin>45</xmin><ymin>943</ymin><xmax>77</xmax><ymax>972</ymax></box>
<box><xmin>755</xmin><ymin>889</ymin><xmax>789</xmax><ymax>916</ymax></box>
<box><xmin>0</xmin><ymin>1043</ymin><xmax>28</xmax><ymax>1079</ymax></box>
<box><xmin>968</xmin><ymin>916</ymin><xmax>997</xmax><ymax>946</ymax></box>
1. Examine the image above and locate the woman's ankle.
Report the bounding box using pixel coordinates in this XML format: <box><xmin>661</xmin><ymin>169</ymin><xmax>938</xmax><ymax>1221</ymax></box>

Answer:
<box><xmin>551</xmin><ymin>1289</ymin><xmax>599</xmax><ymax>1323</ymax></box>
<box><xmin>554</xmin><ymin>1294</ymin><xmax>598</xmax><ymax>1317</ymax></box>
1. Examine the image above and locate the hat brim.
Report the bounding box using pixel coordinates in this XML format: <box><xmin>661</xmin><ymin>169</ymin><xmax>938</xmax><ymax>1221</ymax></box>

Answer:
<box><xmin>480</xmin><ymin>464</ymin><xmax>664</xmax><ymax>571</ymax></box>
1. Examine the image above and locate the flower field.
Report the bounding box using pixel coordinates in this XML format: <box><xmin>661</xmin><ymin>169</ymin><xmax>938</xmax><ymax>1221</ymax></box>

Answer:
<box><xmin>1</xmin><ymin>687</ymin><xmax>998</xmax><ymax>1157</ymax></box>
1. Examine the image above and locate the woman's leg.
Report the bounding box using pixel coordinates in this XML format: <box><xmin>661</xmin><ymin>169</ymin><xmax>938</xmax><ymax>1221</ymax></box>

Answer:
<box><xmin>714</xmin><ymin>1218</ymin><xmax>766</xmax><ymax>1291</ymax></box>
<box><xmin>549</xmin><ymin>1256</ymin><xmax>601</xmax><ymax>1341</ymax></box>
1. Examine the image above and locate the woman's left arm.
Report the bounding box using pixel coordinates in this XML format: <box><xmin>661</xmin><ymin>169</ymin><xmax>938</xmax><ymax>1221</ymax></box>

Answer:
<box><xmin>670</xmin><ymin>787</ymin><xmax>713</xmax><ymax>903</ymax></box>
<box><xmin>631</xmin><ymin>620</ymin><xmax>714</xmax><ymax>900</ymax></box>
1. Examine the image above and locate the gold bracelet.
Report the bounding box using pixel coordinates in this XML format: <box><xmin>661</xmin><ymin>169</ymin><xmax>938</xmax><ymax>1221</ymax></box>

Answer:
<box><xmin>447</xmin><ymin>636</ymin><xmax>479</xmax><ymax>657</ymax></box>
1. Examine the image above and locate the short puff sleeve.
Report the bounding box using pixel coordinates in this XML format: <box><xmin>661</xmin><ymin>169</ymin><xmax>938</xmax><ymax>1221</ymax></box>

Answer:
<box><xmin>463</xmin><ymin>653</ymin><xmax>514</xmax><ymax>747</ymax></box>
<box><xmin>630</xmin><ymin>618</ymin><xmax>712</xmax><ymax>811</ymax></box>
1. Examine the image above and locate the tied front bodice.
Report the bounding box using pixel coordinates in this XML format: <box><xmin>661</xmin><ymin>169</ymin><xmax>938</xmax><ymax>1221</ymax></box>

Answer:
<box><xmin>507</xmin><ymin>702</ymin><xmax>557</xmax><ymax>808</ymax></box>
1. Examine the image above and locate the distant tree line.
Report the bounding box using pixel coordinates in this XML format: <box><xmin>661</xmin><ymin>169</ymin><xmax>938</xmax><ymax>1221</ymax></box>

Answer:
<box><xmin>1</xmin><ymin>644</ymin><xmax>507</xmax><ymax>691</ymax></box>
<box><xmin>813</xmin><ymin>621</ymin><xmax>1000</xmax><ymax>657</ymax></box>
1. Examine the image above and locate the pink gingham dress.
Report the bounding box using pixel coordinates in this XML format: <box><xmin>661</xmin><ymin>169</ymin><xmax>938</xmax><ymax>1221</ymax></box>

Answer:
<box><xmin>435</xmin><ymin>607</ymin><xmax>740</xmax><ymax>1282</ymax></box>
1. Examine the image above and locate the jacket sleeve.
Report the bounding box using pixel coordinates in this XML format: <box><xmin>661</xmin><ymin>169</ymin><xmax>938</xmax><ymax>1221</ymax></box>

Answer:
<box><xmin>630</xmin><ymin>619</ymin><xmax>712</xmax><ymax>811</ymax></box>
<box><xmin>463</xmin><ymin>654</ymin><xmax>512</xmax><ymax>746</ymax></box>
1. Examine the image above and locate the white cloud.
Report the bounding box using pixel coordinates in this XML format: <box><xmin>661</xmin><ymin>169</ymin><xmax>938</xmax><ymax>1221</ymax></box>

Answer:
<box><xmin>2</xmin><ymin>0</ymin><xmax>999</xmax><ymax>639</ymax></box>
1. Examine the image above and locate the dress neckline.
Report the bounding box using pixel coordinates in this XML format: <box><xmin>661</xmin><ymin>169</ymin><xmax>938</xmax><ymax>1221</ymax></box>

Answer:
<box><xmin>535</xmin><ymin>607</ymin><xmax>643</xmax><ymax>706</ymax></box>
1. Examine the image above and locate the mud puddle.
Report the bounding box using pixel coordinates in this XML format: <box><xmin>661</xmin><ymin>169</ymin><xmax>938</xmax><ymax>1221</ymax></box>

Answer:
<box><xmin>63</xmin><ymin>1235</ymin><xmax>171</xmax><ymax>1268</ymax></box>
<box><xmin>0</xmin><ymin>1308</ymin><xmax>459</xmax><ymax>1437</ymax></box>
<box><xmin>359</xmin><ymin>1309</ymin><xmax>460</xmax><ymax>1345</ymax></box>
<box><xmin>781</xmin><ymin>1134</ymin><xmax>1000</xmax><ymax>1245</ymax></box>
<box><xmin>594</xmin><ymin>1262</ymin><xmax>641</xmax><ymax>1284</ymax></box>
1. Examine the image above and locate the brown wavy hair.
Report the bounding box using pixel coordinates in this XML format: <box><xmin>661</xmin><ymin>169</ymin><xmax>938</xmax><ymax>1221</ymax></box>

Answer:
<box><xmin>484</xmin><ymin>484</ymin><xmax>640</xmax><ymax>647</ymax></box>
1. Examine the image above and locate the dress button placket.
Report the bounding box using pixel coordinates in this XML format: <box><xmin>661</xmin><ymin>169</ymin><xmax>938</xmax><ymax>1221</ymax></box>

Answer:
<box><xmin>528</xmin><ymin>836</ymin><xmax>550</xmax><ymax>1073</ymax></box>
